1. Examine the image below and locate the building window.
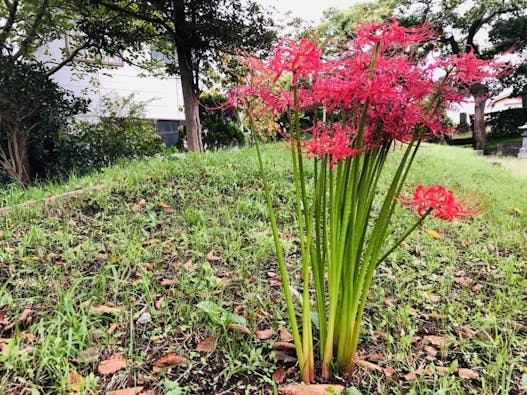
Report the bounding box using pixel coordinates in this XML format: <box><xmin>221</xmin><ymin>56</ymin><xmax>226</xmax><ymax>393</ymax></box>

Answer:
<box><xmin>156</xmin><ymin>120</ymin><xmax>184</xmax><ymax>147</ymax></box>
<box><xmin>65</xmin><ymin>35</ymin><xmax>124</xmax><ymax>67</ymax></box>
<box><xmin>151</xmin><ymin>48</ymin><xmax>178</xmax><ymax>65</ymax></box>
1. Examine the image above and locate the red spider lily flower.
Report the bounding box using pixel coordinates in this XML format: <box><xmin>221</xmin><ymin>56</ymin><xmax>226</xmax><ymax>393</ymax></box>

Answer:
<box><xmin>304</xmin><ymin>123</ymin><xmax>364</xmax><ymax>169</ymax></box>
<box><xmin>236</xmin><ymin>19</ymin><xmax>502</xmax><ymax>164</ymax></box>
<box><xmin>352</xmin><ymin>18</ymin><xmax>436</xmax><ymax>53</ymax></box>
<box><xmin>269</xmin><ymin>38</ymin><xmax>321</xmax><ymax>85</ymax></box>
<box><xmin>401</xmin><ymin>185</ymin><xmax>484</xmax><ymax>221</ymax></box>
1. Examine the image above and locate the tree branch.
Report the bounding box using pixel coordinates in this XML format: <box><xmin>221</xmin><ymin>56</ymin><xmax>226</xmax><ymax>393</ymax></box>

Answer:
<box><xmin>0</xmin><ymin>0</ymin><xmax>19</xmax><ymax>49</ymax></box>
<box><xmin>439</xmin><ymin>34</ymin><xmax>460</xmax><ymax>54</ymax></box>
<box><xmin>466</xmin><ymin>6</ymin><xmax>521</xmax><ymax>53</ymax></box>
<box><xmin>45</xmin><ymin>40</ymin><xmax>92</xmax><ymax>76</ymax></box>
<box><xmin>12</xmin><ymin>0</ymin><xmax>49</xmax><ymax>59</ymax></box>
<box><xmin>94</xmin><ymin>0</ymin><xmax>184</xmax><ymax>44</ymax></box>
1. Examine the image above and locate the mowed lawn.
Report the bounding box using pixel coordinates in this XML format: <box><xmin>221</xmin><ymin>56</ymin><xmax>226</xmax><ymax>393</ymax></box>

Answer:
<box><xmin>0</xmin><ymin>143</ymin><xmax>526</xmax><ymax>394</ymax></box>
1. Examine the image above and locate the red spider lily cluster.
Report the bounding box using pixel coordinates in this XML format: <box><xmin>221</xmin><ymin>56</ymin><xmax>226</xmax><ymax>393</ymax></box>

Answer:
<box><xmin>401</xmin><ymin>185</ymin><xmax>484</xmax><ymax>221</ymax></box>
<box><xmin>237</xmin><ymin>19</ymin><xmax>496</xmax><ymax>383</ymax></box>
<box><xmin>234</xmin><ymin>19</ymin><xmax>501</xmax><ymax>169</ymax></box>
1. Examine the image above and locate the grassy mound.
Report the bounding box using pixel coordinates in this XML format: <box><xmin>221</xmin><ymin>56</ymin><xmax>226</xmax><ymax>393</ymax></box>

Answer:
<box><xmin>0</xmin><ymin>144</ymin><xmax>526</xmax><ymax>394</ymax></box>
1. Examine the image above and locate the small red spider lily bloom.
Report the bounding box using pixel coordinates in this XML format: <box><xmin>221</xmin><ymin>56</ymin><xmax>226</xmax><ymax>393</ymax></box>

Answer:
<box><xmin>269</xmin><ymin>38</ymin><xmax>321</xmax><ymax>85</ymax></box>
<box><xmin>401</xmin><ymin>185</ymin><xmax>484</xmax><ymax>221</ymax></box>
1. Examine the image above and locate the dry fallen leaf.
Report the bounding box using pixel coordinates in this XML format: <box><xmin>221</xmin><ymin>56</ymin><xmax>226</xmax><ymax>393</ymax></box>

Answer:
<box><xmin>280</xmin><ymin>328</ymin><xmax>294</xmax><ymax>342</ymax></box>
<box><xmin>160</xmin><ymin>279</ymin><xmax>176</xmax><ymax>286</ymax></box>
<box><xmin>403</xmin><ymin>372</ymin><xmax>417</xmax><ymax>381</ymax></box>
<box><xmin>458</xmin><ymin>368</ymin><xmax>479</xmax><ymax>380</ymax></box>
<box><xmin>278</xmin><ymin>384</ymin><xmax>345</xmax><ymax>394</ymax></box>
<box><xmin>419</xmin><ymin>313</ymin><xmax>448</xmax><ymax>320</ymax></box>
<box><xmin>273</xmin><ymin>367</ymin><xmax>287</xmax><ymax>383</ymax></box>
<box><xmin>140</xmin><ymin>262</ymin><xmax>154</xmax><ymax>271</ymax></box>
<box><xmin>108</xmin><ymin>323</ymin><xmax>119</xmax><ymax>335</ymax></box>
<box><xmin>421</xmin><ymin>291</ymin><xmax>441</xmax><ymax>303</ymax></box>
<box><xmin>226</xmin><ymin>323</ymin><xmax>251</xmax><ymax>336</ymax></box>
<box><xmin>454</xmin><ymin>325</ymin><xmax>476</xmax><ymax>338</ymax></box>
<box><xmin>155</xmin><ymin>296</ymin><xmax>166</xmax><ymax>310</ymax></box>
<box><xmin>355</xmin><ymin>359</ymin><xmax>395</xmax><ymax>377</ymax></box>
<box><xmin>273</xmin><ymin>342</ymin><xmax>296</xmax><ymax>351</ymax></box>
<box><xmin>384</xmin><ymin>298</ymin><xmax>395</xmax><ymax>307</ymax></box>
<box><xmin>153</xmin><ymin>352</ymin><xmax>189</xmax><ymax>371</ymax></box>
<box><xmin>424</xmin><ymin>345</ymin><xmax>438</xmax><ymax>357</ymax></box>
<box><xmin>269</xmin><ymin>279</ymin><xmax>282</xmax><ymax>287</ymax></box>
<box><xmin>364</xmin><ymin>353</ymin><xmax>384</xmax><ymax>362</ymax></box>
<box><xmin>21</xmin><ymin>332</ymin><xmax>37</xmax><ymax>344</ymax></box>
<box><xmin>274</xmin><ymin>350</ymin><xmax>297</xmax><ymax>363</ymax></box>
<box><xmin>158</xmin><ymin>202</ymin><xmax>175</xmax><ymax>214</ymax></box>
<box><xmin>0</xmin><ymin>310</ymin><xmax>10</xmax><ymax>326</ymax></box>
<box><xmin>183</xmin><ymin>259</ymin><xmax>193</xmax><ymax>273</ymax></box>
<box><xmin>68</xmin><ymin>370</ymin><xmax>85</xmax><ymax>391</ymax></box>
<box><xmin>105</xmin><ymin>387</ymin><xmax>144</xmax><ymax>395</ymax></box>
<box><xmin>454</xmin><ymin>277</ymin><xmax>472</xmax><ymax>287</ymax></box>
<box><xmin>196</xmin><ymin>337</ymin><xmax>218</xmax><ymax>352</ymax></box>
<box><xmin>17</xmin><ymin>306</ymin><xmax>34</xmax><ymax>325</ymax></box>
<box><xmin>206</xmin><ymin>250</ymin><xmax>220</xmax><ymax>262</ymax></box>
<box><xmin>435</xmin><ymin>366</ymin><xmax>450</xmax><ymax>376</ymax></box>
<box><xmin>90</xmin><ymin>305</ymin><xmax>122</xmax><ymax>315</ymax></box>
<box><xmin>255</xmin><ymin>329</ymin><xmax>274</xmax><ymax>340</ymax></box>
<box><xmin>383</xmin><ymin>367</ymin><xmax>395</xmax><ymax>378</ymax></box>
<box><xmin>0</xmin><ymin>338</ymin><xmax>10</xmax><ymax>354</ymax></box>
<box><xmin>97</xmin><ymin>357</ymin><xmax>130</xmax><ymax>375</ymax></box>
<box><xmin>355</xmin><ymin>358</ymin><xmax>383</xmax><ymax>373</ymax></box>
<box><xmin>476</xmin><ymin>331</ymin><xmax>493</xmax><ymax>342</ymax></box>
<box><xmin>471</xmin><ymin>283</ymin><xmax>483</xmax><ymax>292</ymax></box>
<box><xmin>424</xmin><ymin>335</ymin><xmax>451</xmax><ymax>348</ymax></box>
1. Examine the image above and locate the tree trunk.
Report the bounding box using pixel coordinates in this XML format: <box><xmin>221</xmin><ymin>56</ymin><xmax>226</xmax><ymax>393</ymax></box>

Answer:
<box><xmin>177</xmin><ymin>46</ymin><xmax>203</xmax><ymax>152</ymax></box>
<box><xmin>4</xmin><ymin>130</ymin><xmax>31</xmax><ymax>187</ymax></box>
<box><xmin>470</xmin><ymin>83</ymin><xmax>488</xmax><ymax>151</ymax></box>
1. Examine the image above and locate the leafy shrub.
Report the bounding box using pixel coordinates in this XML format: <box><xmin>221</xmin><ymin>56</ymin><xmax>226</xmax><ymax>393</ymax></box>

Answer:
<box><xmin>0</xmin><ymin>57</ymin><xmax>87</xmax><ymax>185</ymax></box>
<box><xmin>53</xmin><ymin>94</ymin><xmax>165</xmax><ymax>175</ymax></box>
<box><xmin>200</xmin><ymin>93</ymin><xmax>244</xmax><ymax>150</ymax></box>
<box><xmin>486</xmin><ymin>107</ymin><xmax>527</xmax><ymax>138</ymax></box>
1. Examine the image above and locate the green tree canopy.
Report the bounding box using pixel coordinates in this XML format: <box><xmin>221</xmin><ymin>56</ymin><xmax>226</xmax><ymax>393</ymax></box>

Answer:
<box><xmin>316</xmin><ymin>0</ymin><xmax>395</xmax><ymax>45</ymax></box>
<box><xmin>0</xmin><ymin>0</ymin><xmax>151</xmax><ymax>75</ymax></box>
<box><xmin>393</xmin><ymin>0</ymin><xmax>527</xmax><ymax>150</ymax></box>
<box><xmin>92</xmin><ymin>0</ymin><xmax>277</xmax><ymax>152</ymax></box>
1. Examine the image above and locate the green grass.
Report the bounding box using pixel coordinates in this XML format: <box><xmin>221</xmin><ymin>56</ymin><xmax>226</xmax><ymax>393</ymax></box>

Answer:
<box><xmin>447</xmin><ymin>132</ymin><xmax>522</xmax><ymax>152</ymax></box>
<box><xmin>0</xmin><ymin>144</ymin><xmax>526</xmax><ymax>394</ymax></box>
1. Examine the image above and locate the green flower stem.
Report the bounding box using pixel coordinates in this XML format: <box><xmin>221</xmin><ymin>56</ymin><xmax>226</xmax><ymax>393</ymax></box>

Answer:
<box><xmin>290</xmin><ymin>87</ymin><xmax>315</xmax><ymax>381</ymax></box>
<box><xmin>248</xmin><ymin>112</ymin><xmax>306</xmax><ymax>379</ymax></box>
<box><xmin>375</xmin><ymin>209</ymin><xmax>431</xmax><ymax>268</ymax></box>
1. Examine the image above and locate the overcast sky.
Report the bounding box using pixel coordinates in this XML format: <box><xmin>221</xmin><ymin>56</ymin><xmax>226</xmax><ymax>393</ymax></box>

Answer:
<box><xmin>257</xmin><ymin>0</ymin><xmax>368</xmax><ymax>24</ymax></box>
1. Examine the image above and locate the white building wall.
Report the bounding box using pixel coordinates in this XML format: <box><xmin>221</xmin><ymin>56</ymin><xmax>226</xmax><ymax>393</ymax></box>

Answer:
<box><xmin>37</xmin><ymin>40</ymin><xmax>185</xmax><ymax>122</ymax></box>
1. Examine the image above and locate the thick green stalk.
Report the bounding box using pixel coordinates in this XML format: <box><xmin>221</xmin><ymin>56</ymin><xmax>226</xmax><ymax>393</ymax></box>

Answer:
<box><xmin>322</xmin><ymin>166</ymin><xmax>340</xmax><ymax>379</ymax></box>
<box><xmin>311</xmin><ymin>158</ymin><xmax>328</xmax><ymax>357</ymax></box>
<box><xmin>343</xmin><ymin>139</ymin><xmax>423</xmax><ymax>374</ymax></box>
